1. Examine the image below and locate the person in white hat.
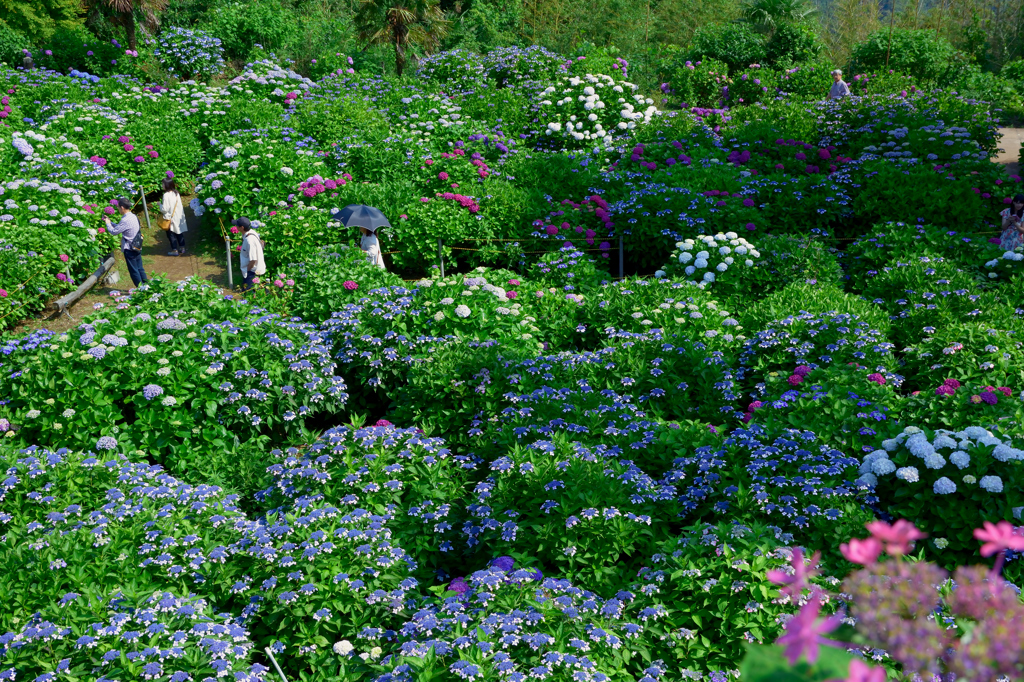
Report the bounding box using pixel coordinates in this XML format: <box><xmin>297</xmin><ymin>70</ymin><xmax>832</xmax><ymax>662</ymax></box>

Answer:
<box><xmin>359</xmin><ymin>225</ymin><xmax>386</xmax><ymax>270</ymax></box>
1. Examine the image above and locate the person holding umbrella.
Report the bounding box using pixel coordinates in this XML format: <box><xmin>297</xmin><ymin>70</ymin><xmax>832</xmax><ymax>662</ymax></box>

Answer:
<box><xmin>360</xmin><ymin>226</ymin><xmax>386</xmax><ymax>270</ymax></box>
<box><xmin>333</xmin><ymin>204</ymin><xmax>390</xmax><ymax>270</ymax></box>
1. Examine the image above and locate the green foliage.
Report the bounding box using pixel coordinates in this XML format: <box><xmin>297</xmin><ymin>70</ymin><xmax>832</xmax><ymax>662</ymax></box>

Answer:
<box><xmin>0</xmin><ymin>0</ymin><xmax>83</xmax><ymax>43</ymax></box>
<box><xmin>740</xmin><ymin>642</ymin><xmax>856</xmax><ymax>682</ymax></box>
<box><xmin>0</xmin><ymin>20</ymin><xmax>27</xmax><ymax>66</ymax></box>
<box><xmin>289</xmin><ymin>245</ymin><xmax>404</xmax><ymax>323</ymax></box>
<box><xmin>204</xmin><ymin>0</ymin><xmax>302</xmax><ymax>60</ymax></box>
<box><xmin>36</xmin><ymin>25</ymin><xmax>145</xmax><ymax>76</ymax></box>
<box><xmin>766</xmin><ymin>21</ymin><xmax>824</xmax><ymax>66</ymax></box>
<box><xmin>849</xmin><ymin>28</ymin><xmax>957</xmax><ymax>82</ymax></box>
<box><xmin>687</xmin><ymin>22</ymin><xmax>767</xmax><ymax>72</ymax></box>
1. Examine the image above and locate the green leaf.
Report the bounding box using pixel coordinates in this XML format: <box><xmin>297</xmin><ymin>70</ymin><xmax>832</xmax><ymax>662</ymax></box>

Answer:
<box><xmin>740</xmin><ymin>643</ymin><xmax>854</xmax><ymax>682</ymax></box>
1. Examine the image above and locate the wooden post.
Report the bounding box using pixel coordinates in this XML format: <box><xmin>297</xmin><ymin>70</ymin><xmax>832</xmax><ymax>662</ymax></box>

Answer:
<box><xmin>139</xmin><ymin>187</ymin><xmax>152</xmax><ymax>230</ymax></box>
<box><xmin>225</xmin><ymin>236</ymin><xmax>234</xmax><ymax>289</ymax></box>
<box><xmin>438</xmin><ymin>238</ymin><xmax>445</xmax><ymax>278</ymax></box>
<box><xmin>618</xmin><ymin>235</ymin><xmax>624</xmax><ymax>279</ymax></box>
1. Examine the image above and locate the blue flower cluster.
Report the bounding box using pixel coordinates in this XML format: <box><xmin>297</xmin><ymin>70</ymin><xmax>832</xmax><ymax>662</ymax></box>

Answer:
<box><xmin>154</xmin><ymin>27</ymin><xmax>226</xmax><ymax>79</ymax></box>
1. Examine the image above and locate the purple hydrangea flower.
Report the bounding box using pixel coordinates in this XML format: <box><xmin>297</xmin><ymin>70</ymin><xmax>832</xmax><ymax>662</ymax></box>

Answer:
<box><xmin>142</xmin><ymin>384</ymin><xmax>164</xmax><ymax>400</ymax></box>
<box><xmin>96</xmin><ymin>436</ymin><xmax>118</xmax><ymax>450</ymax></box>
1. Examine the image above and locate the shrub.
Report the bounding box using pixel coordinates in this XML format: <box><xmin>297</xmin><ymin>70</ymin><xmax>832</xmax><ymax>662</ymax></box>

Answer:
<box><xmin>686</xmin><ymin>23</ymin><xmax>767</xmax><ymax>72</ymax></box>
<box><xmin>416</xmin><ymin>49</ymin><xmax>487</xmax><ymax>90</ymax></box>
<box><xmin>665</xmin><ymin>57</ymin><xmax>732</xmax><ymax>108</ymax></box>
<box><xmin>860</xmin><ymin>425</ymin><xmax>1024</xmax><ymax>567</ymax></box>
<box><xmin>765</xmin><ymin>21</ymin><xmax>824</xmax><ymax>66</ymax></box>
<box><xmin>849</xmin><ymin>28</ymin><xmax>957</xmax><ymax>82</ymax></box>
<box><xmin>0</xmin><ymin>20</ymin><xmax>26</xmax><ymax>66</ymax></box>
<box><xmin>36</xmin><ymin>26</ymin><xmax>144</xmax><ymax>77</ymax></box>
<box><xmin>205</xmin><ymin>0</ymin><xmax>301</xmax><ymax>60</ymax></box>
<box><xmin>154</xmin><ymin>26</ymin><xmax>226</xmax><ymax>79</ymax></box>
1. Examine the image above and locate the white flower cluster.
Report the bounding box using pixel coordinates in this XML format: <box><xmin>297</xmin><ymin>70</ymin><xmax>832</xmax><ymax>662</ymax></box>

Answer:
<box><xmin>537</xmin><ymin>74</ymin><xmax>659</xmax><ymax>150</ymax></box>
<box><xmin>985</xmin><ymin>249</ymin><xmax>1024</xmax><ymax>280</ymax></box>
<box><xmin>857</xmin><ymin>425</ymin><xmax>1023</xmax><ymax>495</ymax></box>
<box><xmin>227</xmin><ymin>60</ymin><xmax>315</xmax><ymax>100</ymax></box>
<box><xmin>397</xmin><ymin>94</ymin><xmax>478</xmax><ymax>137</ymax></box>
<box><xmin>666</xmin><ymin>232</ymin><xmax>760</xmax><ymax>286</ymax></box>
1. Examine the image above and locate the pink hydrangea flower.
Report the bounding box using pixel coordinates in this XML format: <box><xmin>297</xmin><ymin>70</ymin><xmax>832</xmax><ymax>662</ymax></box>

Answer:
<box><xmin>866</xmin><ymin>373</ymin><xmax>886</xmax><ymax>385</ymax></box>
<box><xmin>343</xmin><ymin>280</ymin><xmax>358</xmax><ymax>290</ymax></box>
<box><xmin>787</xmin><ymin>374</ymin><xmax>803</xmax><ymax>386</ymax></box>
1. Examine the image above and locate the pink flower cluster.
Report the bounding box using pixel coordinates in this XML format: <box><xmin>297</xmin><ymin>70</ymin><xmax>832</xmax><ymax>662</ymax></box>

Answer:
<box><xmin>343</xmin><ymin>280</ymin><xmax>358</xmax><ymax>291</ymax></box>
<box><xmin>297</xmin><ymin>174</ymin><xmax>352</xmax><ymax>198</ymax></box>
<box><xmin>437</xmin><ymin>192</ymin><xmax>480</xmax><ymax>213</ymax></box>
<box><xmin>630</xmin><ymin>142</ymin><xmax>691</xmax><ymax>170</ymax></box>
<box><xmin>0</xmin><ymin>94</ymin><xmax>11</xmax><ymax>120</ymax></box>
<box><xmin>865</xmin><ymin>373</ymin><xmax>886</xmax><ymax>385</ymax></box>
<box><xmin>786</xmin><ymin>364</ymin><xmax>812</xmax><ymax>386</ymax></box>
<box><xmin>935</xmin><ymin>377</ymin><xmax>961</xmax><ymax>396</ymax></box>
<box><xmin>740</xmin><ymin>400</ymin><xmax>762</xmax><ymax>423</ymax></box>
<box><xmin>969</xmin><ymin>385</ymin><xmax>1013</xmax><ymax>405</ymax></box>
<box><xmin>89</xmin><ymin>155</ymin><xmax>108</xmax><ymax>167</ymax></box>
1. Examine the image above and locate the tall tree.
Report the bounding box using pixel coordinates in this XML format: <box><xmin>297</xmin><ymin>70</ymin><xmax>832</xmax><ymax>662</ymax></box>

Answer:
<box><xmin>85</xmin><ymin>0</ymin><xmax>167</xmax><ymax>50</ymax></box>
<box><xmin>354</xmin><ymin>0</ymin><xmax>450</xmax><ymax>76</ymax></box>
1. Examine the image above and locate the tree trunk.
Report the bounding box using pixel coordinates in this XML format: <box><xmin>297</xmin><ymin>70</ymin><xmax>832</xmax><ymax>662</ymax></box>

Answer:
<box><xmin>395</xmin><ymin>39</ymin><xmax>406</xmax><ymax>77</ymax></box>
<box><xmin>124</xmin><ymin>11</ymin><xmax>137</xmax><ymax>50</ymax></box>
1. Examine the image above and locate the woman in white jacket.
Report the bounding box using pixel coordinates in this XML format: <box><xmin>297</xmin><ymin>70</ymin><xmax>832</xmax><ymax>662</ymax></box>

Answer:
<box><xmin>161</xmin><ymin>177</ymin><xmax>188</xmax><ymax>256</ymax></box>
<box><xmin>359</xmin><ymin>226</ymin><xmax>387</xmax><ymax>270</ymax></box>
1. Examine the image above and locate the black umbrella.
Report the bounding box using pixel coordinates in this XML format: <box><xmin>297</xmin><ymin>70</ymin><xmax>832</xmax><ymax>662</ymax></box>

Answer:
<box><xmin>331</xmin><ymin>204</ymin><xmax>391</xmax><ymax>231</ymax></box>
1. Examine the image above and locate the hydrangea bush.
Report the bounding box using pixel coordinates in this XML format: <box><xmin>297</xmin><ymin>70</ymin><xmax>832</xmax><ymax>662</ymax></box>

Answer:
<box><xmin>154</xmin><ymin>27</ymin><xmax>226</xmax><ymax>80</ymax></box>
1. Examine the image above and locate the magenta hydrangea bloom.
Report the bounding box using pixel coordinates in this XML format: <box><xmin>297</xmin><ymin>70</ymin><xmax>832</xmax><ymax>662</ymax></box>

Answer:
<box><xmin>787</xmin><ymin>374</ymin><xmax>803</xmax><ymax>386</ymax></box>
<box><xmin>866</xmin><ymin>373</ymin><xmax>886</xmax><ymax>385</ymax></box>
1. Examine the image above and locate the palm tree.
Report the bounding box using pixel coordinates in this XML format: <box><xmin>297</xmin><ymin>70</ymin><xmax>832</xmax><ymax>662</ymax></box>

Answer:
<box><xmin>85</xmin><ymin>0</ymin><xmax>166</xmax><ymax>50</ymax></box>
<box><xmin>743</xmin><ymin>0</ymin><xmax>816</xmax><ymax>34</ymax></box>
<box><xmin>354</xmin><ymin>0</ymin><xmax>450</xmax><ymax>77</ymax></box>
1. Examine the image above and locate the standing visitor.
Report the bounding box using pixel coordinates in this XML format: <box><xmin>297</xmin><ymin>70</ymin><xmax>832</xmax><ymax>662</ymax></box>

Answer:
<box><xmin>104</xmin><ymin>197</ymin><xmax>148</xmax><ymax>287</ymax></box>
<box><xmin>999</xmin><ymin>194</ymin><xmax>1024</xmax><ymax>251</ymax></box>
<box><xmin>359</xmin><ymin>225</ymin><xmax>387</xmax><ymax>270</ymax></box>
<box><xmin>828</xmin><ymin>70</ymin><xmax>851</xmax><ymax>99</ymax></box>
<box><xmin>160</xmin><ymin>177</ymin><xmax>187</xmax><ymax>256</ymax></box>
<box><xmin>233</xmin><ymin>217</ymin><xmax>266</xmax><ymax>291</ymax></box>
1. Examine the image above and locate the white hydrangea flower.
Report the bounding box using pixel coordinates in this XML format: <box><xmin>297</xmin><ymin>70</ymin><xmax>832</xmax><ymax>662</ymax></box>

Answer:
<box><xmin>455</xmin><ymin>305</ymin><xmax>471</xmax><ymax>318</ymax></box>
<box><xmin>980</xmin><ymin>475</ymin><xmax>1003</xmax><ymax>493</ymax></box>
<box><xmin>896</xmin><ymin>466</ymin><xmax>919</xmax><ymax>482</ymax></box>
<box><xmin>932</xmin><ymin>477</ymin><xmax>956</xmax><ymax>495</ymax></box>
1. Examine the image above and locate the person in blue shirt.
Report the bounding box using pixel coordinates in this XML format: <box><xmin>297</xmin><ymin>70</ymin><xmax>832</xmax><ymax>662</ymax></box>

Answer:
<box><xmin>104</xmin><ymin>197</ymin><xmax>148</xmax><ymax>286</ymax></box>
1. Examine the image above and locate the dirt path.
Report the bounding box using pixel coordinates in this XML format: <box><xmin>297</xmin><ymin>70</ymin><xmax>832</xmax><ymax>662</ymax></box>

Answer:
<box><xmin>12</xmin><ymin>197</ymin><xmax>231</xmax><ymax>335</ymax></box>
<box><xmin>996</xmin><ymin>127</ymin><xmax>1022</xmax><ymax>177</ymax></box>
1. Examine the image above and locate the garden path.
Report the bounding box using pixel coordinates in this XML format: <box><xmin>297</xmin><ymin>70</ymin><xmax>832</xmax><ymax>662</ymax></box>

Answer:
<box><xmin>12</xmin><ymin>197</ymin><xmax>230</xmax><ymax>335</ymax></box>
<box><xmin>11</xmin><ymin>131</ymin><xmax>1024</xmax><ymax>336</ymax></box>
<box><xmin>995</xmin><ymin>127</ymin><xmax>1023</xmax><ymax>176</ymax></box>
